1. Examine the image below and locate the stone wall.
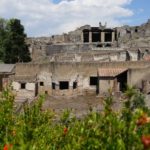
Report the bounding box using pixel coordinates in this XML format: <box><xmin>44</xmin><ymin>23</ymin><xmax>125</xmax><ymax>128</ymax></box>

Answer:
<box><xmin>117</xmin><ymin>19</ymin><xmax>150</xmax><ymax>48</ymax></box>
<box><xmin>128</xmin><ymin>67</ymin><xmax>150</xmax><ymax>92</ymax></box>
<box><xmin>99</xmin><ymin>77</ymin><xmax>114</xmax><ymax>94</ymax></box>
<box><xmin>12</xmin><ymin>81</ymin><xmax>36</xmax><ymax>100</ymax></box>
<box><xmin>15</xmin><ymin>61</ymin><xmax>150</xmax><ymax>76</ymax></box>
<box><xmin>26</xmin><ymin>19</ymin><xmax>150</xmax><ymax>61</ymax></box>
<box><xmin>13</xmin><ymin>61</ymin><xmax>150</xmax><ymax>97</ymax></box>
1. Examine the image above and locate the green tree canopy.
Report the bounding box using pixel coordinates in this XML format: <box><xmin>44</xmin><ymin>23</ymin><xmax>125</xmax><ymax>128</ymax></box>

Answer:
<box><xmin>0</xmin><ymin>18</ymin><xmax>31</xmax><ymax>63</ymax></box>
<box><xmin>0</xmin><ymin>18</ymin><xmax>7</xmax><ymax>61</ymax></box>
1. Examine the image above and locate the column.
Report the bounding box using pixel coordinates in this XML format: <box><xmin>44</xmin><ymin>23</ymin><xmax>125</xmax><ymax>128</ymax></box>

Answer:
<box><xmin>113</xmin><ymin>78</ymin><xmax>118</xmax><ymax>92</ymax></box>
<box><xmin>112</xmin><ymin>32</ymin><xmax>115</xmax><ymax>42</ymax></box>
<box><xmin>81</xmin><ymin>32</ymin><xmax>84</xmax><ymax>43</ymax></box>
<box><xmin>89</xmin><ymin>31</ymin><xmax>92</xmax><ymax>43</ymax></box>
<box><xmin>142</xmin><ymin>80</ymin><xmax>148</xmax><ymax>94</ymax></box>
<box><xmin>101</xmin><ymin>32</ymin><xmax>105</xmax><ymax>43</ymax></box>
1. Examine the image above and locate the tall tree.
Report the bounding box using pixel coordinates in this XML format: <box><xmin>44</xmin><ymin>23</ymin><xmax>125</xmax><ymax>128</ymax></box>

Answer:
<box><xmin>0</xmin><ymin>18</ymin><xmax>7</xmax><ymax>61</ymax></box>
<box><xmin>3</xmin><ymin>19</ymin><xmax>31</xmax><ymax>63</ymax></box>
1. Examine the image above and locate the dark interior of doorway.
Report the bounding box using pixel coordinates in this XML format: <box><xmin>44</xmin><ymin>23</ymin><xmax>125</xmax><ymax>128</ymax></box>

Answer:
<box><xmin>105</xmin><ymin>33</ymin><xmax>112</xmax><ymax>42</ymax></box>
<box><xmin>117</xmin><ymin>71</ymin><xmax>127</xmax><ymax>92</ymax></box>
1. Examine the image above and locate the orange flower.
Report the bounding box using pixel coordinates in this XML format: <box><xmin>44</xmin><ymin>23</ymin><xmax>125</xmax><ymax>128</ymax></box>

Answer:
<box><xmin>63</xmin><ymin>127</ymin><xmax>68</xmax><ymax>135</ymax></box>
<box><xmin>3</xmin><ymin>144</ymin><xmax>13</xmax><ymax>150</ymax></box>
<box><xmin>141</xmin><ymin>135</ymin><xmax>150</xmax><ymax>149</ymax></box>
<box><xmin>136</xmin><ymin>114</ymin><xmax>150</xmax><ymax>126</ymax></box>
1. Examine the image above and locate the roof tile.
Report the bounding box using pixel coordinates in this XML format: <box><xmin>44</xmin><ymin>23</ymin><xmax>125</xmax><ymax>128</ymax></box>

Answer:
<box><xmin>98</xmin><ymin>68</ymin><xmax>127</xmax><ymax>77</ymax></box>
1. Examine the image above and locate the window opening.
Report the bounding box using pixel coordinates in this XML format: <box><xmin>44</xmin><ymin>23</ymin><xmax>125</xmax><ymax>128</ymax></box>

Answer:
<box><xmin>73</xmin><ymin>82</ymin><xmax>77</xmax><ymax>89</ymax></box>
<box><xmin>105</xmin><ymin>32</ymin><xmax>112</xmax><ymax>42</ymax></box>
<box><xmin>40</xmin><ymin>82</ymin><xmax>44</xmax><ymax>86</ymax></box>
<box><xmin>52</xmin><ymin>82</ymin><xmax>55</xmax><ymax>89</ymax></box>
<box><xmin>21</xmin><ymin>83</ymin><xmax>26</xmax><ymax>89</ymax></box>
<box><xmin>59</xmin><ymin>81</ymin><xmax>69</xmax><ymax>90</ymax></box>
<box><xmin>90</xmin><ymin>77</ymin><xmax>98</xmax><ymax>86</ymax></box>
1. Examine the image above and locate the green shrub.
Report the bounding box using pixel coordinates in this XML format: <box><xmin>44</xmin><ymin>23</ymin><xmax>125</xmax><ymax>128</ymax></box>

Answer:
<box><xmin>0</xmin><ymin>87</ymin><xmax>149</xmax><ymax>149</ymax></box>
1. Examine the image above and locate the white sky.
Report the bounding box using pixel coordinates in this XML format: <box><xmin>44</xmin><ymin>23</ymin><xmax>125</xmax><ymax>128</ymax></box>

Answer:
<box><xmin>0</xmin><ymin>0</ymin><xmax>134</xmax><ymax>37</ymax></box>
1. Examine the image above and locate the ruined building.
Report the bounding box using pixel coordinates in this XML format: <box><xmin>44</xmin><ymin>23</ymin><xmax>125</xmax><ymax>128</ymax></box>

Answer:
<box><xmin>1</xmin><ymin>20</ymin><xmax>150</xmax><ymax>101</ymax></box>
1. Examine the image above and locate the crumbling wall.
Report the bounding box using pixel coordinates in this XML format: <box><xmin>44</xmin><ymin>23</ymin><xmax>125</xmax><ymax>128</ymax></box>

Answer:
<box><xmin>14</xmin><ymin>61</ymin><xmax>150</xmax><ymax>96</ymax></box>
<box><xmin>26</xmin><ymin>19</ymin><xmax>150</xmax><ymax>61</ymax></box>
<box><xmin>99</xmin><ymin>77</ymin><xmax>114</xmax><ymax>93</ymax></box>
<box><xmin>38</xmin><ymin>72</ymin><xmax>52</xmax><ymax>95</ymax></box>
<box><xmin>128</xmin><ymin>67</ymin><xmax>150</xmax><ymax>91</ymax></box>
<box><xmin>117</xmin><ymin>19</ymin><xmax>150</xmax><ymax>48</ymax></box>
<box><xmin>12</xmin><ymin>81</ymin><xmax>36</xmax><ymax>100</ymax></box>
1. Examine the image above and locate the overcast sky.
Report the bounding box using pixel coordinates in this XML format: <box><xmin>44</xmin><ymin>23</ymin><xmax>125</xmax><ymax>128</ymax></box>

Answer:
<box><xmin>0</xmin><ymin>0</ymin><xmax>149</xmax><ymax>37</ymax></box>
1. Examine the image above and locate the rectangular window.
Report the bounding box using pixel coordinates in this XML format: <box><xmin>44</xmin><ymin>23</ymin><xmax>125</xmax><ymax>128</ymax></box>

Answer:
<box><xmin>105</xmin><ymin>32</ymin><xmax>112</xmax><ymax>42</ymax></box>
<box><xmin>52</xmin><ymin>82</ymin><xmax>55</xmax><ymax>89</ymax></box>
<box><xmin>40</xmin><ymin>82</ymin><xmax>44</xmax><ymax>86</ymax></box>
<box><xmin>90</xmin><ymin>77</ymin><xmax>98</xmax><ymax>86</ymax></box>
<box><xmin>21</xmin><ymin>83</ymin><xmax>26</xmax><ymax>89</ymax></box>
<box><xmin>92</xmin><ymin>32</ymin><xmax>101</xmax><ymax>42</ymax></box>
<box><xmin>73</xmin><ymin>82</ymin><xmax>77</xmax><ymax>89</ymax></box>
<box><xmin>83</xmin><ymin>31</ymin><xmax>89</xmax><ymax>43</ymax></box>
<box><xmin>59</xmin><ymin>81</ymin><xmax>69</xmax><ymax>90</ymax></box>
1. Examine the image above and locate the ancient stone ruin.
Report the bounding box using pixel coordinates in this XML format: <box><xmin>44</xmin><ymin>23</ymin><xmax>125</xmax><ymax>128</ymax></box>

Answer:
<box><xmin>1</xmin><ymin>20</ymin><xmax>150</xmax><ymax>102</ymax></box>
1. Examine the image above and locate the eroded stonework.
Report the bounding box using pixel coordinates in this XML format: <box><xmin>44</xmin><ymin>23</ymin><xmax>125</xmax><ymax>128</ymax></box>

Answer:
<box><xmin>10</xmin><ymin>20</ymin><xmax>150</xmax><ymax>101</ymax></box>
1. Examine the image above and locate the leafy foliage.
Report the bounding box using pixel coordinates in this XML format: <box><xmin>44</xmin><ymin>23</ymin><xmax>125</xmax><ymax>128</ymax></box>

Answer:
<box><xmin>0</xmin><ymin>18</ymin><xmax>7</xmax><ymax>61</ymax></box>
<box><xmin>0</xmin><ymin>18</ymin><xmax>31</xmax><ymax>63</ymax></box>
<box><xmin>0</xmin><ymin>87</ymin><xmax>150</xmax><ymax>149</ymax></box>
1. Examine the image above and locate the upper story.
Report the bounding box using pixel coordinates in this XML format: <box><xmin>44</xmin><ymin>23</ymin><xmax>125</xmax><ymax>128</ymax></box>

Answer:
<box><xmin>26</xmin><ymin>20</ymin><xmax>150</xmax><ymax>61</ymax></box>
<box><xmin>81</xmin><ymin>23</ymin><xmax>117</xmax><ymax>47</ymax></box>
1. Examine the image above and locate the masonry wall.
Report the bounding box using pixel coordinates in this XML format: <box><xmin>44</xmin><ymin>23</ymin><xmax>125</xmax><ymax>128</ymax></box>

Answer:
<box><xmin>0</xmin><ymin>75</ymin><xmax>2</xmax><ymax>91</ymax></box>
<box><xmin>128</xmin><ymin>67</ymin><xmax>150</xmax><ymax>90</ymax></box>
<box><xmin>12</xmin><ymin>81</ymin><xmax>36</xmax><ymax>100</ymax></box>
<box><xmin>0</xmin><ymin>74</ymin><xmax>12</xmax><ymax>91</ymax></box>
<box><xmin>14</xmin><ymin>61</ymin><xmax>150</xmax><ymax>96</ymax></box>
<box><xmin>99</xmin><ymin>77</ymin><xmax>114</xmax><ymax>94</ymax></box>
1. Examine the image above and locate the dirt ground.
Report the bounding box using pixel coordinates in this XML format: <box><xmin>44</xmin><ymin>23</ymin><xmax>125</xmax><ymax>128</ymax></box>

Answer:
<box><xmin>42</xmin><ymin>93</ymin><xmax>123</xmax><ymax>118</ymax></box>
<box><xmin>14</xmin><ymin>93</ymin><xmax>150</xmax><ymax>117</ymax></box>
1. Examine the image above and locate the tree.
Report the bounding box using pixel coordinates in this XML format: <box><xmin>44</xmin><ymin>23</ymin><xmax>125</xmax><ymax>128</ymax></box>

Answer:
<box><xmin>3</xmin><ymin>19</ymin><xmax>31</xmax><ymax>63</ymax></box>
<box><xmin>0</xmin><ymin>18</ymin><xmax>7</xmax><ymax>61</ymax></box>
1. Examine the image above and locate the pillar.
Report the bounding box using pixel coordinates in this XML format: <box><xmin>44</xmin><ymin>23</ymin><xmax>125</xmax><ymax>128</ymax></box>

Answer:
<box><xmin>142</xmin><ymin>80</ymin><xmax>148</xmax><ymax>94</ymax></box>
<box><xmin>89</xmin><ymin>31</ymin><xmax>92</xmax><ymax>43</ymax></box>
<box><xmin>113</xmin><ymin>78</ymin><xmax>118</xmax><ymax>92</ymax></box>
<box><xmin>112</xmin><ymin>32</ymin><xmax>115</xmax><ymax>42</ymax></box>
<box><xmin>81</xmin><ymin>32</ymin><xmax>84</xmax><ymax>43</ymax></box>
<box><xmin>101</xmin><ymin>32</ymin><xmax>105</xmax><ymax>43</ymax></box>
